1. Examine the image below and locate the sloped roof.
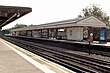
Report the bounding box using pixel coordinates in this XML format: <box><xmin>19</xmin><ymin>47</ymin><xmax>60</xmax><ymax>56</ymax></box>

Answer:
<box><xmin>39</xmin><ymin>17</ymin><xmax>85</xmax><ymax>26</ymax></box>
<box><xmin>11</xmin><ymin>15</ymin><xmax>108</xmax><ymax>32</ymax></box>
<box><xmin>0</xmin><ymin>5</ymin><xmax>32</xmax><ymax>28</ymax></box>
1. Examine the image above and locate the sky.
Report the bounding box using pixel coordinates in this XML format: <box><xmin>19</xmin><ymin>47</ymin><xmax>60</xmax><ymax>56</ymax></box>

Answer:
<box><xmin>1</xmin><ymin>0</ymin><xmax>110</xmax><ymax>30</ymax></box>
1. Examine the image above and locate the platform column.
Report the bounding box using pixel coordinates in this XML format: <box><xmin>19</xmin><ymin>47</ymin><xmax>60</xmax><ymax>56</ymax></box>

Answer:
<box><xmin>47</xmin><ymin>29</ymin><xmax>49</xmax><ymax>38</ymax></box>
<box><xmin>55</xmin><ymin>28</ymin><xmax>58</xmax><ymax>39</ymax></box>
<box><xmin>25</xmin><ymin>30</ymin><xmax>28</xmax><ymax>36</ymax></box>
<box><xmin>14</xmin><ymin>31</ymin><xmax>16</xmax><ymax>36</ymax></box>
<box><xmin>0</xmin><ymin>28</ymin><xmax>3</xmax><ymax>37</ymax></box>
<box><xmin>50</xmin><ymin>29</ymin><xmax>53</xmax><ymax>39</ymax></box>
<box><xmin>40</xmin><ymin>29</ymin><xmax>43</xmax><ymax>38</ymax></box>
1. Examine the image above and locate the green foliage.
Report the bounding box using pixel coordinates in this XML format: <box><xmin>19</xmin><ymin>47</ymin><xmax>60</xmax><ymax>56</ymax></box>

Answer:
<box><xmin>2</xmin><ymin>28</ymin><xmax>12</xmax><ymax>35</ymax></box>
<box><xmin>81</xmin><ymin>4</ymin><xmax>110</xmax><ymax>40</ymax></box>
<box><xmin>2</xmin><ymin>23</ymin><xmax>27</xmax><ymax>35</ymax></box>
<box><xmin>82</xmin><ymin>4</ymin><xmax>110</xmax><ymax>26</ymax></box>
<box><xmin>15</xmin><ymin>23</ymin><xmax>27</xmax><ymax>28</ymax></box>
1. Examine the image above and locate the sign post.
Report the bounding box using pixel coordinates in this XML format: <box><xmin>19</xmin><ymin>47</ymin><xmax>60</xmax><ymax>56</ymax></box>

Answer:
<box><xmin>87</xmin><ymin>27</ymin><xmax>93</xmax><ymax>55</ymax></box>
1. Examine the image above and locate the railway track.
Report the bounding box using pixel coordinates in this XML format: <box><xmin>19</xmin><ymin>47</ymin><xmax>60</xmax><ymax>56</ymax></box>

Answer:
<box><xmin>7</xmin><ymin>36</ymin><xmax>110</xmax><ymax>57</ymax></box>
<box><xmin>4</xmin><ymin>37</ymin><xmax>110</xmax><ymax>73</ymax></box>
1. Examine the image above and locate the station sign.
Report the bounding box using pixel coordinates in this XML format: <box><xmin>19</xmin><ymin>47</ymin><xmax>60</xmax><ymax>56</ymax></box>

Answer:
<box><xmin>83</xmin><ymin>28</ymin><xmax>88</xmax><ymax>39</ymax></box>
<box><xmin>83</xmin><ymin>27</ymin><xmax>88</xmax><ymax>40</ymax></box>
<box><xmin>100</xmin><ymin>30</ymin><xmax>105</xmax><ymax>40</ymax></box>
<box><xmin>87</xmin><ymin>27</ymin><xmax>93</xmax><ymax>42</ymax></box>
<box><xmin>99</xmin><ymin>27</ymin><xmax>107</xmax><ymax>43</ymax></box>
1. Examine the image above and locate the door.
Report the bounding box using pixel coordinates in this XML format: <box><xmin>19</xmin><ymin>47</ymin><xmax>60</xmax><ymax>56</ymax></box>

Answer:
<box><xmin>76</xmin><ymin>31</ymin><xmax>81</xmax><ymax>40</ymax></box>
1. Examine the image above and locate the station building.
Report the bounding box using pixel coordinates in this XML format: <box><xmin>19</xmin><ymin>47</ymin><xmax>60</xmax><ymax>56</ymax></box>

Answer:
<box><xmin>11</xmin><ymin>16</ymin><xmax>108</xmax><ymax>41</ymax></box>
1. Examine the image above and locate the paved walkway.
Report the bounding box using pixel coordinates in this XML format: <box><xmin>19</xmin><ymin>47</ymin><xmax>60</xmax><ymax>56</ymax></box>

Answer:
<box><xmin>0</xmin><ymin>38</ymin><xmax>44</xmax><ymax>73</ymax></box>
<box><xmin>0</xmin><ymin>38</ymin><xmax>74</xmax><ymax>73</ymax></box>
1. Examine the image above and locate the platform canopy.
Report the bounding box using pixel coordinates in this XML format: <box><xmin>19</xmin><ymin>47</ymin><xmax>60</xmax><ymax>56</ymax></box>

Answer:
<box><xmin>0</xmin><ymin>5</ymin><xmax>32</xmax><ymax>28</ymax></box>
<box><xmin>12</xmin><ymin>16</ymin><xmax>108</xmax><ymax>32</ymax></box>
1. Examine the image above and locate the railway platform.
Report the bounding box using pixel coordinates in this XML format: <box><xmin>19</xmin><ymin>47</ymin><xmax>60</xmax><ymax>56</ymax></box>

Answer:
<box><xmin>0</xmin><ymin>38</ymin><xmax>73</xmax><ymax>73</ymax></box>
<box><xmin>64</xmin><ymin>40</ymin><xmax>110</xmax><ymax>47</ymax></box>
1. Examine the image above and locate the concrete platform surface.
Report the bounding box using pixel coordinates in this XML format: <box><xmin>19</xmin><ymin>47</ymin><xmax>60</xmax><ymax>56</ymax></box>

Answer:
<box><xmin>0</xmin><ymin>38</ymin><xmax>74</xmax><ymax>73</ymax></box>
<box><xmin>0</xmin><ymin>38</ymin><xmax>44</xmax><ymax>73</ymax></box>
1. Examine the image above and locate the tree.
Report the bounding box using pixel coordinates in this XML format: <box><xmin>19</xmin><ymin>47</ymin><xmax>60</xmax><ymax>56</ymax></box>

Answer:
<box><xmin>2</xmin><ymin>23</ymin><xmax>27</xmax><ymax>35</ymax></box>
<box><xmin>2</xmin><ymin>29</ymin><xmax>11</xmax><ymax>34</ymax></box>
<box><xmin>82</xmin><ymin>4</ymin><xmax>110</xmax><ymax>27</ymax></box>
<box><xmin>81</xmin><ymin>4</ymin><xmax>110</xmax><ymax>40</ymax></box>
<box><xmin>2</xmin><ymin>28</ymin><xmax>13</xmax><ymax>35</ymax></box>
<box><xmin>14</xmin><ymin>23</ymin><xmax>27</xmax><ymax>28</ymax></box>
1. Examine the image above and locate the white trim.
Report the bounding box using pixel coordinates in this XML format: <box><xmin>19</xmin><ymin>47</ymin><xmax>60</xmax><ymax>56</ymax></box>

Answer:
<box><xmin>1</xmin><ymin>39</ymin><xmax>56</xmax><ymax>73</ymax></box>
<box><xmin>77</xmin><ymin>16</ymin><xmax>106</xmax><ymax>27</ymax></box>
